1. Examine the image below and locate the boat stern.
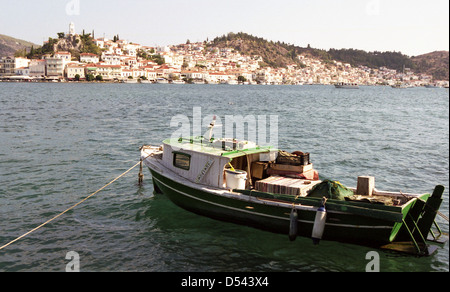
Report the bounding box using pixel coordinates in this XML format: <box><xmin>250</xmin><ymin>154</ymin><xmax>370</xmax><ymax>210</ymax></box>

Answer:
<box><xmin>383</xmin><ymin>185</ymin><xmax>448</xmax><ymax>256</ymax></box>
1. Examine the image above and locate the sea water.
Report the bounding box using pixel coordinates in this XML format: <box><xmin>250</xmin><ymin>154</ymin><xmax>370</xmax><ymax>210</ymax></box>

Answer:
<box><xmin>0</xmin><ymin>83</ymin><xmax>448</xmax><ymax>272</ymax></box>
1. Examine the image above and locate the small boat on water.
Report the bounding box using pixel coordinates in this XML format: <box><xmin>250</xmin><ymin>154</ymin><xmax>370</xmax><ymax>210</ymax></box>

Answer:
<box><xmin>335</xmin><ymin>82</ymin><xmax>359</xmax><ymax>89</ymax></box>
<box><xmin>156</xmin><ymin>78</ymin><xmax>169</xmax><ymax>84</ymax></box>
<box><xmin>391</xmin><ymin>83</ymin><xmax>414</xmax><ymax>89</ymax></box>
<box><xmin>226</xmin><ymin>79</ymin><xmax>239</xmax><ymax>85</ymax></box>
<box><xmin>140</xmin><ymin>120</ymin><xmax>447</xmax><ymax>256</ymax></box>
<box><xmin>124</xmin><ymin>79</ymin><xmax>138</xmax><ymax>84</ymax></box>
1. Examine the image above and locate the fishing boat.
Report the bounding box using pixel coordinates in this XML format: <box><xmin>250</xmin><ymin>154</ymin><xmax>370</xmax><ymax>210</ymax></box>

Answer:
<box><xmin>335</xmin><ymin>82</ymin><xmax>359</xmax><ymax>89</ymax></box>
<box><xmin>140</xmin><ymin>121</ymin><xmax>447</xmax><ymax>256</ymax></box>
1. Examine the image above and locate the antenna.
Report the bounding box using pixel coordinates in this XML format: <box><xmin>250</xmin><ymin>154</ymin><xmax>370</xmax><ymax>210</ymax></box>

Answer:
<box><xmin>208</xmin><ymin>115</ymin><xmax>216</xmax><ymax>141</ymax></box>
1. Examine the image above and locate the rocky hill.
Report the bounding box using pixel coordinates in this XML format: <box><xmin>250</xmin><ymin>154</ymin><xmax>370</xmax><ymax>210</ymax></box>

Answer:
<box><xmin>21</xmin><ymin>32</ymin><xmax>101</xmax><ymax>60</ymax></box>
<box><xmin>208</xmin><ymin>32</ymin><xmax>449</xmax><ymax>80</ymax></box>
<box><xmin>208</xmin><ymin>32</ymin><xmax>303</xmax><ymax>68</ymax></box>
<box><xmin>411</xmin><ymin>51</ymin><xmax>449</xmax><ymax>81</ymax></box>
<box><xmin>0</xmin><ymin>34</ymin><xmax>38</xmax><ymax>58</ymax></box>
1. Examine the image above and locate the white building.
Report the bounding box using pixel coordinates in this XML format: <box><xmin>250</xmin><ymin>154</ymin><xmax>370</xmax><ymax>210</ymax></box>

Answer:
<box><xmin>94</xmin><ymin>38</ymin><xmax>106</xmax><ymax>49</ymax></box>
<box><xmin>54</xmin><ymin>51</ymin><xmax>72</xmax><ymax>62</ymax></box>
<box><xmin>206</xmin><ymin>72</ymin><xmax>229</xmax><ymax>83</ymax></box>
<box><xmin>102</xmin><ymin>53</ymin><xmax>122</xmax><ymax>65</ymax></box>
<box><xmin>66</xmin><ymin>63</ymin><xmax>86</xmax><ymax>80</ymax></box>
<box><xmin>45</xmin><ymin>57</ymin><xmax>65</xmax><ymax>77</ymax></box>
<box><xmin>44</xmin><ymin>52</ymin><xmax>71</xmax><ymax>77</ymax></box>
<box><xmin>0</xmin><ymin>57</ymin><xmax>30</xmax><ymax>77</ymax></box>
<box><xmin>80</xmin><ymin>53</ymin><xmax>99</xmax><ymax>64</ymax></box>
<box><xmin>29</xmin><ymin>59</ymin><xmax>46</xmax><ymax>77</ymax></box>
<box><xmin>95</xmin><ymin>64</ymin><xmax>122</xmax><ymax>80</ymax></box>
<box><xmin>181</xmin><ymin>70</ymin><xmax>204</xmax><ymax>80</ymax></box>
<box><xmin>14</xmin><ymin>67</ymin><xmax>30</xmax><ymax>76</ymax></box>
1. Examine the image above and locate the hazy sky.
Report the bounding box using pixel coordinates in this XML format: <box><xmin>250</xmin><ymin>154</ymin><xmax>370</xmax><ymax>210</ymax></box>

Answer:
<box><xmin>1</xmin><ymin>0</ymin><xmax>448</xmax><ymax>56</ymax></box>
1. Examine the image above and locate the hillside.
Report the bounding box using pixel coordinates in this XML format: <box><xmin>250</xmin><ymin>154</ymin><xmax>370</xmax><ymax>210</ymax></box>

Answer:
<box><xmin>411</xmin><ymin>51</ymin><xmax>449</xmax><ymax>81</ymax></box>
<box><xmin>208</xmin><ymin>32</ymin><xmax>302</xmax><ymax>68</ymax></box>
<box><xmin>22</xmin><ymin>32</ymin><xmax>102</xmax><ymax>60</ymax></box>
<box><xmin>0</xmin><ymin>34</ymin><xmax>38</xmax><ymax>58</ymax></box>
<box><xmin>208</xmin><ymin>32</ymin><xmax>449</xmax><ymax>80</ymax></box>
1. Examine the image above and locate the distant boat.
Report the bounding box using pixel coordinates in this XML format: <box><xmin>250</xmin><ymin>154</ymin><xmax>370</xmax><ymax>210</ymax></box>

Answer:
<box><xmin>171</xmin><ymin>80</ymin><xmax>185</xmax><ymax>84</ymax></box>
<box><xmin>391</xmin><ymin>83</ymin><xmax>414</xmax><ymax>89</ymax></box>
<box><xmin>124</xmin><ymin>79</ymin><xmax>138</xmax><ymax>83</ymax></box>
<box><xmin>226</xmin><ymin>79</ymin><xmax>238</xmax><ymax>85</ymax></box>
<box><xmin>156</xmin><ymin>78</ymin><xmax>169</xmax><ymax>84</ymax></box>
<box><xmin>334</xmin><ymin>82</ymin><xmax>359</xmax><ymax>89</ymax></box>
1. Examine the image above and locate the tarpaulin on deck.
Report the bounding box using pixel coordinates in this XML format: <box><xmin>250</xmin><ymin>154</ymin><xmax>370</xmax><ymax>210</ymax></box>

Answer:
<box><xmin>307</xmin><ymin>180</ymin><xmax>354</xmax><ymax>201</ymax></box>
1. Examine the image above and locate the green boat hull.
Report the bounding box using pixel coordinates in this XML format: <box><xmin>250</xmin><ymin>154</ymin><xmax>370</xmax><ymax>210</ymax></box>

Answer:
<box><xmin>149</xmin><ymin>168</ymin><xmax>415</xmax><ymax>247</ymax></box>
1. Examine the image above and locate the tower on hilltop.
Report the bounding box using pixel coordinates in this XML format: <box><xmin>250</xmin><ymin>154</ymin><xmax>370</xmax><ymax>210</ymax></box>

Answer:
<box><xmin>69</xmin><ymin>22</ymin><xmax>75</xmax><ymax>36</ymax></box>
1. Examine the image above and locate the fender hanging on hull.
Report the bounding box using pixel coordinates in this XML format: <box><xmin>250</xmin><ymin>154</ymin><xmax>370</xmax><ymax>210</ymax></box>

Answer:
<box><xmin>312</xmin><ymin>198</ymin><xmax>327</xmax><ymax>245</ymax></box>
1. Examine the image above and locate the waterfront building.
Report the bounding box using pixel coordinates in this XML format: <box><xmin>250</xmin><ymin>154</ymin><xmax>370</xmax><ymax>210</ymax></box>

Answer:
<box><xmin>66</xmin><ymin>63</ymin><xmax>86</xmax><ymax>80</ymax></box>
<box><xmin>29</xmin><ymin>59</ymin><xmax>46</xmax><ymax>78</ymax></box>
<box><xmin>94</xmin><ymin>64</ymin><xmax>122</xmax><ymax>80</ymax></box>
<box><xmin>45</xmin><ymin>57</ymin><xmax>65</xmax><ymax>78</ymax></box>
<box><xmin>0</xmin><ymin>57</ymin><xmax>30</xmax><ymax>77</ymax></box>
<box><xmin>121</xmin><ymin>69</ymin><xmax>133</xmax><ymax>79</ymax></box>
<box><xmin>0</xmin><ymin>57</ymin><xmax>15</xmax><ymax>76</ymax></box>
<box><xmin>207</xmin><ymin>72</ymin><xmax>229</xmax><ymax>83</ymax></box>
<box><xmin>143</xmin><ymin>68</ymin><xmax>157</xmax><ymax>81</ymax></box>
<box><xmin>14</xmin><ymin>67</ymin><xmax>30</xmax><ymax>76</ymax></box>
<box><xmin>181</xmin><ymin>70</ymin><xmax>205</xmax><ymax>81</ymax></box>
<box><xmin>85</xmin><ymin>64</ymin><xmax>98</xmax><ymax>78</ymax></box>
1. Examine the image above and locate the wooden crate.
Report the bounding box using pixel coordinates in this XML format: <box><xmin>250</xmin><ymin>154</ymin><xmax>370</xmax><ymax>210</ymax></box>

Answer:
<box><xmin>270</xmin><ymin>163</ymin><xmax>313</xmax><ymax>173</ymax></box>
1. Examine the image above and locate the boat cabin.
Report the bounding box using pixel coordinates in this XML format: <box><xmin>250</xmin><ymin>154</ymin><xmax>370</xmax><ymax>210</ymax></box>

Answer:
<box><xmin>155</xmin><ymin>136</ymin><xmax>322</xmax><ymax>197</ymax></box>
<box><xmin>158</xmin><ymin>137</ymin><xmax>275</xmax><ymax>188</ymax></box>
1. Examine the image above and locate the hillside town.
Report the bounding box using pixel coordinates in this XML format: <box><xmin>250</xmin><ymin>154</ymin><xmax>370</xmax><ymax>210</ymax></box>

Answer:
<box><xmin>1</xmin><ymin>23</ymin><xmax>448</xmax><ymax>87</ymax></box>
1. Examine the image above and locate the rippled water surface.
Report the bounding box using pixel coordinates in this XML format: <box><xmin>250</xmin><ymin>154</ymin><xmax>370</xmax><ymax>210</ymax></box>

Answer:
<box><xmin>0</xmin><ymin>83</ymin><xmax>448</xmax><ymax>272</ymax></box>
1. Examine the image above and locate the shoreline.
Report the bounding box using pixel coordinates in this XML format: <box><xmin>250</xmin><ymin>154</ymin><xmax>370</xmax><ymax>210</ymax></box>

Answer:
<box><xmin>1</xmin><ymin>79</ymin><xmax>448</xmax><ymax>88</ymax></box>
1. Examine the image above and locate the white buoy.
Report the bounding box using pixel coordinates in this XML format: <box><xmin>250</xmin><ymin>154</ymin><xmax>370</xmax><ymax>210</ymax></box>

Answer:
<box><xmin>312</xmin><ymin>198</ymin><xmax>327</xmax><ymax>245</ymax></box>
<box><xmin>289</xmin><ymin>208</ymin><xmax>298</xmax><ymax>241</ymax></box>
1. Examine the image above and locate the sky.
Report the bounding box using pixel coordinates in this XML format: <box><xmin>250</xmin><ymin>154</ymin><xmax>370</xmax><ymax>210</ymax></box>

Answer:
<box><xmin>1</xmin><ymin>0</ymin><xmax>448</xmax><ymax>56</ymax></box>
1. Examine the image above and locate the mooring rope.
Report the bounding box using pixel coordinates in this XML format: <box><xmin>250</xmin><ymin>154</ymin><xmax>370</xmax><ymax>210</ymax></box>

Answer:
<box><xmin>0</xmin><ymin>159</ymin><xmax>144</xmax><ymax>251</ymax></box>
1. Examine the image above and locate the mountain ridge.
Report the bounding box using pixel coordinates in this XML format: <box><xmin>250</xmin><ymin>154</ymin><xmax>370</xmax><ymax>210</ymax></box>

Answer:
<box><xmin>0</xmin><ymin>34</ymin><xmax>38</xmax><ymax>58</ymax></box>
